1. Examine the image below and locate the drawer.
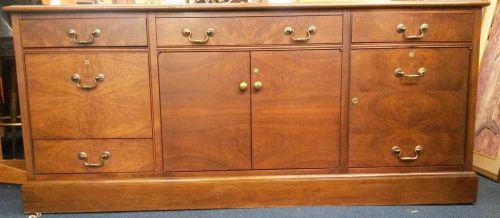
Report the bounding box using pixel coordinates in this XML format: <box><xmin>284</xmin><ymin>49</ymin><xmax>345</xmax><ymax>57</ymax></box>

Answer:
<box><xmin>352</xmin><ymin>11</ymin><xmax>474</xmax><ymax>43</ymax></box>
<box><xmin>20</xmin><ymin>18</ymin><xmax>147</xmax><ymax>47</ymax></box>
<box><xmin>348</xmin><ymin>48</ymin><xmax>470</xmax><ymax>167</ymax></box>
<box><xmin>33</xmin><ymin>139</ymin><xmax>154</xmax><ymax>174</ymax></box>
<box><xmin>25</xmin><ymin>52</ymin><xmax>152</xmax><ymax>139</ymax></box>
<box><xmin>156</xmin><ymin>15</ymin><xmax>342</xmax><ymax>46</ymax></box>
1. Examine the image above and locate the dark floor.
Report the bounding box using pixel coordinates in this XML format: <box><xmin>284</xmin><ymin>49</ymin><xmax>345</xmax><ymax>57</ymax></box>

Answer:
<box><xmin>1</xmin><ymin>176</ymin><xmax>499</xmax><ymax>218</ymax></box>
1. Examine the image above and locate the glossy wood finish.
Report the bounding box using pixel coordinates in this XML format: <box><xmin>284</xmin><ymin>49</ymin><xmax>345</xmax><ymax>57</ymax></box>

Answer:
<box><xmin>0</xmin><ymin>160</ymin><xmax>27</xmax><ymax>184</ymax></box>
<box><xmin>156</xmin><ymin>15</ymin><xmax>342</xmax><ymax>46</ymax></box>
<box><xmin>3</xmin><ymin>1</ymin><xmax>490</xmax><ymax>13</ymax></box>
<box><xmin>352</xmin><ymin>10</ymin><xmax>474</xmax><ymax>43</ymax></box>
<box><xmin>349</xmin><ymin>48</ymin><xmax>470</xmax><ymax>167</ymax></box>
<box><xmin>159</xmin><ymin>52</ymin><xmax>251</xmax><ymax>172</ymax></box>
<box><xmin>25</xmin><ymin>52</ymin><xmax>152</xmax><ymax>139</ymax></box>
<box><xmin>21</xmin><ymin>172</ymin><xmax>477</xmax><ymax>213</ymax></box>
<box><xmin>10</xmin><ymin>13</ymin><xmax>36</xmax><ymax>180</ymax></box>
<box><xmin>20</xmin><ymin>18</ymin><xmax>147</xmax><ymax>47</ymax></box>
<box><xmin>5</xmin><ymin>1</ymin><xmax>486</xmax><ymax>211</ymax></box>
<box><xmin>33</xmin><ymin>139</ymin><xmax>154</xmax><ymax>174</ymax></box>
<box><xmin>251</xmin><ymin>50</ymin><xmax>341</xmax><ymax>169</ymax></box>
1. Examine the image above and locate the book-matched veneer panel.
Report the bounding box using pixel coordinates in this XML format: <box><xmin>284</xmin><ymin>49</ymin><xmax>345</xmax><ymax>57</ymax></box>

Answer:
<box><xmin>349</xmin><ymin>48</ymin><xmax>470</xmax><ymax>167</ymax></box>
<box><xmin>25</xmin><ymin>52</ymin><xmax>153</xmax><ymax>139</ymax></box>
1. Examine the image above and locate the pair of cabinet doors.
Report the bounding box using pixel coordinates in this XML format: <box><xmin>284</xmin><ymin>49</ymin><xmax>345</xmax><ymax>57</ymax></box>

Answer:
<box><xmin>160</xmin><ymin>50</ymin><xmax>342</xmax><ymax>171</ymax></box>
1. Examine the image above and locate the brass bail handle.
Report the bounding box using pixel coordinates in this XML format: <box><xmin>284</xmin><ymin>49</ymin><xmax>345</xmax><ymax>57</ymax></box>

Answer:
<box><xmin>78</xmin><ymin>151</ymin><xmax>111</xmax><ymax>168</ymax></box>
<box><xmin>182</xmin><ymin>28</ymin><xmax>215</xmax><ymax>44</ymax></box>
<box><xmin>392</xmin><ymin>145</ymin><xmax>423</xmax><ymax>161</ymax></box>
<box><xmin>67</xmin><ymin>28</ymin><xmax>101</xmax><ymax>45</ymax></box>
<box><xmin>394</xmin><ymin>67</ymin><xmax>426</xmax><ymax>78</ymax></box>
<box><xmin>71</xmin><ymin>73</ymin><xmax>105</xmax><ymax>89</ymax></box>
<box><xmin>284</xmin><ymin>26</ymin><xmax>317</xmax><ymax>42</ymax></box>
<box><xmin>396</xmin><ymin>23</ymin><xmax>429</xmax><ymax>39</ymax></box>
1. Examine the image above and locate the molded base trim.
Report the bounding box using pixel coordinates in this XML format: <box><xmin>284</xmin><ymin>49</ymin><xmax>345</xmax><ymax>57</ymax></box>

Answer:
<box><xmin>22</xmin><ymin>172</ymin><xmax>478</xmax><ymax>213</ymax></box>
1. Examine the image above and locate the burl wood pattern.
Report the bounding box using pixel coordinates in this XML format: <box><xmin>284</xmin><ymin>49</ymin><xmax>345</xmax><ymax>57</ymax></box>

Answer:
<box><xmin>25</xmin><ymin>52</ymin><xmax>152</xmax><ymax>139</ymax></box>
<box><xmin>20</xmin><ymin>18</ymin><xmax>147</xmax><ymax>47</ymax></box>
<box><xmin>159</xmin><ymin>52</ymin><xmax>251</xmax><ymax>171</ymax></box>
<box><xmin>156</xmin><ymin>15</ymin><xmax>342</xmax><ymax>46</ymax></box>
<box><xmin>349</xmin><ymin>48</ymin><xmax>470</xmax><ymax>167</ymax></box>
<box><xmin>33</xmin><ymin>139</ymin><xmax>154</xmax><ymax>174</ymax></box>
<box><xmin>251</xmin><ymin>50</ymin><xmax>341</xmax><ymax>169</ymax></box>
<box><xmin>352</xmin><ymin>11</ymin><xmax>474</xmax><ymax>43</ymax></box>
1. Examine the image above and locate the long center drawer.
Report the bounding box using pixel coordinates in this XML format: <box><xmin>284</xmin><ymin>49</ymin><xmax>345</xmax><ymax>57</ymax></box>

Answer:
<box><xmin>156</xmin><ymin>15</ymin><xmax>343</xmax><ymax>46</ymax></box>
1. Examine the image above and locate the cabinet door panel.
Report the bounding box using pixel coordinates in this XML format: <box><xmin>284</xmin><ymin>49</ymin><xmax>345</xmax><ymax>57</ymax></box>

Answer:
<box><xmin>160</xmin><ymin>52</ymin><xmax>251</xmax><ymax>171</ymax></box>
<box><xmin>25</xmin><ymin>52</ymin><xmax>152</xmax><ymax>139</ymax></box>
<box><xmin>251</xmin><ymin>50</ymin><xmax>342</xmax><ymax>169</ymax></box>
<box><xmin>349</xmin><ymin>48</ymin><xmax>469</xmax><ymax>167</ymax></box>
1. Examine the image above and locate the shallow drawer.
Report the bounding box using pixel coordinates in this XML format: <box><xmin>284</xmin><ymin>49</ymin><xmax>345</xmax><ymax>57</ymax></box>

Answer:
<box><xmin>20</xmin><ymin>18</ymin><xmax>147</xmax><ymax>47</ymax></box>
<box><xmin>25</xmin><ymin>52</ymin><xmax>152</xmax><ymax>139</ymax></box>
<box><xmin>352</xmin><ymin>11</ymin><xmax>474</xmax><ymax>43</ymax></box>
<box><xmin>156</xmin><ymin>15</ymin><xmax>342</xmax><ymax>46</ymax></box>
<box><xmin>33</xmin><ymin>139</ymin><xmax>154</xmax><ymax>174</ymax></box>
<box><xmin>348</xmin><ymin>48</ymin><xmax>470</xmax><ymax>167</ymax></box>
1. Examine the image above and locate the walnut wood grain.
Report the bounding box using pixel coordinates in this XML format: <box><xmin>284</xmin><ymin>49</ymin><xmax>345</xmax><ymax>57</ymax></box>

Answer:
<box><xmin>25</xmin><ymin>52</ymin><xmax>152</xmax><ymax>139</ymax></box>
<box><xmin>21</xmin><ymin>172</ymin><xmax>478</xmax><ymax>213</ymax></box>
<box><xmin>159</xmin><ymin>51</ymin><xmax>251</xmax><ymax>172</ymax></box>
<box><xmin>352</xmin><ymin>10</ymin><xmax>475</xmax><ymax>43</ymax></box>
<box><xmin>33</xmin><ymin>139</ymin><xmax>154</xmax><ymax>174</ymax></box>
<box><xmin>156</xmin><ymin>15</ymin><xmax>342</xmax><ymax>46</ymax></box>
<box><xmin>3</xmin><ymin>1</ymin><xmax>490</xmax><ymax>13</ymax></box>
<box><xmin>349</xmin><ymin>48</ymin><xmax>470</xmax><ymax>167</ymax></box>
<box><xmin>251</xmin><ymin>50</ymin><xmax>341</xmax><ymax>169</ymax></box>
<box><xmin>20</xmin><ymin>18</ymin><xmax>147</xmax><ymax>47</ymax></box>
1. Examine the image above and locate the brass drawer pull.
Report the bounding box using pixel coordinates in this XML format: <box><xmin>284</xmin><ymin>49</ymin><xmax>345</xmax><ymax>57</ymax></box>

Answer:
<box><xmin>394</xmin><ymin>67</ymin><xmax>426</xmax><ymax>78</ymax></box>
<box><xmin>67</xmin><ymin>29</ymin><xmax>101</xmax><ymax>45</ymax></box>
<box><xmin>71</xmin><ymin>73</ymin><xmax>105</xmax><ymax>89</ymax></box>
<box><xmin>392</xmin><ymin>145</ymin><xmax>423</xmax><ymax>161</ymax></box>
<box><xmin>181</xmin><ymin>28</ymin><xmax>215</xmax><ymax>44</ymax></box>
<box><xmin>78</xmin><ymin>151</ymin><xmax>111</xmax><ymax>168</ymax></box>
<box><xmin>284</xmin><ymin>26</ymin><xmax>317</xmax><ymax>42</ymax></box>
<box><xmin>396</xmin><ymin>23</ymin><xmax>429</xmax><ymax>39</ymax></box>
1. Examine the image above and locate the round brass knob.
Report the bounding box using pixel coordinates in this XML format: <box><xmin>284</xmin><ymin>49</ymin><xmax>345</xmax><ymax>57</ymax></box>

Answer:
<box><xmin>254</xmin><ymin>81</ymin><xmax>263</xmax><ymax>90</ymax></box>
<box><xmin>239</xmin><ymin>82</ymin><xmax>248</xmax><ymax>92</ymax></box>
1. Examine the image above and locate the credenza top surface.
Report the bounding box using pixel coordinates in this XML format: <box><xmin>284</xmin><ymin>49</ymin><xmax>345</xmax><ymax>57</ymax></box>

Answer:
<box><xmin>3</xmin><ymin>0</ymin><xmax>489</xmax><ymax>13</ymax></box>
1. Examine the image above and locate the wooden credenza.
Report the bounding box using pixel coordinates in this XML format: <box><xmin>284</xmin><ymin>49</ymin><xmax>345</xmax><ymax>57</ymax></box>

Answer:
<box><xmin>4</xmin><ymin>0</ymin><xmax>489</xmax><ymax>213</ymax></box>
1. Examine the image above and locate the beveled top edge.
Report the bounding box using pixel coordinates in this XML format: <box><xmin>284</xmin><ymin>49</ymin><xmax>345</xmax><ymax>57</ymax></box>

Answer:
<box><xmin>2</xmin><ymin>1</ymin><xmax>490</xmax><ymax>13</ymax></box>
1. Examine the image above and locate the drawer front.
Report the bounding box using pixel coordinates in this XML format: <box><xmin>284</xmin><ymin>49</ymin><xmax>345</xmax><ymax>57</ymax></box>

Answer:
<box><xmin>349</xmin><ymin>48</ymin><xmax>470</xmax><ymax>167</ymax></box>
<box><xmin>25</xmin><ymin>52</ymin><xmax>152</xmax><ymax>139</ymax></box>
<box><xmin>156</xmin><ymin>15</ymin><xmax>342</xmax><ymax>46</ymax></box>
<box><xmin>33</xmin><ymin>139</ymin><xmax>154</xmax><ymax>174</ymax></box>
<box><xmin>352</xmin><ymin>11</ymin><xmax>474</xmax><ymax>43</ymax></box>
<box><xmin>20</xmin><ymin>18</ymin><xmax>147</xmax><ymax>47</ymax></box>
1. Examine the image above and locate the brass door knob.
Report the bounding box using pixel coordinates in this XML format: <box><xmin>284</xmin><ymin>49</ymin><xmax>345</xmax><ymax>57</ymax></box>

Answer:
<box><xmin>254</xmin><ymin>81</ymin><xmax>263</xmax><ymax>90</ymax></box>
<box><xmin>239</xmin><ymin>82</ymin><xmax>248</xmax><ymax>92</ymax></box>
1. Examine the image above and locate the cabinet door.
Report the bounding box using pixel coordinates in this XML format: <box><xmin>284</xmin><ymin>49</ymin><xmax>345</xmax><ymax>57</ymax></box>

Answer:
<box><xmin>159</xmin><ymin>52</ymin><xmax>251</xmax><ymax>171</ymax></box>
<box><xmin>251</xmin><ymin>50</ymin><xmax>342</xmax><ymax>169</ymax></box>
<box><xmin>25</xmin><ymin>52</ymin><xmax>152</xmax><ymax>139</ymax></box>
<box><xmin>349</xmin><ymin>48</ymin><xmax>469</xmax><ymax>167</ymax></box>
